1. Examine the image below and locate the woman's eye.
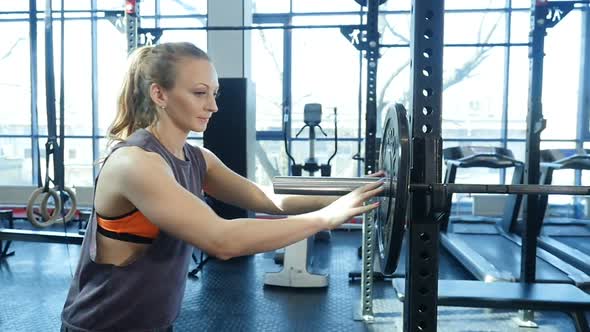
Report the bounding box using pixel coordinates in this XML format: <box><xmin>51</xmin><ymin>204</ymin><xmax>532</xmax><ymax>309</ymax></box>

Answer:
<box><xmin>193</xmin><ymin>91</ymin><xmax>207</xmax><ymax>96</ymax></box>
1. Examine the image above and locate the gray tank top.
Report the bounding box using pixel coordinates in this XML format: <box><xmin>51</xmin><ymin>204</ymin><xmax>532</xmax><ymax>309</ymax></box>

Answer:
<box><xmin>61</xmin><ymin>129</ymin><xmax>207</xmax><ymax>331</ymax></box>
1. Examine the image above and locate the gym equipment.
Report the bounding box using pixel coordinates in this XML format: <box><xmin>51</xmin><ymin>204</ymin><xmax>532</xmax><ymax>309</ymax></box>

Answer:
<box><xmin>274</xmin><ymin>0</ymin><xmax>590</xmax><ymax>329</ymax></box>
<box><xmin>374</xmin><ymin>104</ymin><xmax>409</xmax><ymax>274</ymax></box>
<box><xmin>273</xmin><ymin>103</ymin><xmax>590</xmax><ymax>331</ymax></box>
<box><xmin>40</xmin><ymin>186</ymin><xmax>78</xmax><ymax>224</ymax></box>
<box><xmin>439</xmin><ymin>146</ymin><xmax>590</xmax><ymax>287</ymax></box>
<box><xmin>535</xmin><ymin>149</ymin><xmax>590</xmax><ymax>273</ymax></box>
<box><xmin>273</xmin><ymin>106</ymin><xmax>590</xmax><ymax>274</ymax></box>
<box><xmin>24</xmin><ymin>0</ymin><xmax>70</xmax><ymax>228</ymax></box>
<box><xmin>26</xmin><ymin>187</ymin><xmax>62</xmax><ymax>228</ymax></box>
<box><xmin>284</xmin><ymin>103</ymin><xmax>337</xmax><ymax>177</ymax></box>
<box><xmin>264</xmin><ymin>103</ymin><xmax>338</xmax><ymax>288</ymax></box>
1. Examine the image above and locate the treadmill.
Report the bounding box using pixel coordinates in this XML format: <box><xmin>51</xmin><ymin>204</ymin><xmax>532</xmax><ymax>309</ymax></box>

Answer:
<box><xmin>536</xmin><ymin>149</ymin><xmax>590</xmax><ymax>273</ymax></box>
<box><xmin>440</xmin><ymin>146</ymin><xmax>590</xmax><ymax>287</ymax></box>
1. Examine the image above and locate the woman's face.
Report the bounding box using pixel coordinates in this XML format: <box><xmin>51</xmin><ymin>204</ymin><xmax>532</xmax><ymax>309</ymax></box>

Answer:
<box><xmin>162</xmin><ymin>57</ymin><xmax>220</xmax><ymax>133</ymax></box>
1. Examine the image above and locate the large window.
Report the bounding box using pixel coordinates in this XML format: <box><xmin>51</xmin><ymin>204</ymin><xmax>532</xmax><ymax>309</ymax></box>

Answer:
<box><xmin>252</xmin><ymin>27</ymin><xmax>284</xmax><ymax>132</ymax></box>
<box><xmin>0</xmin><ymin>21</ymin><xmax>31</xmax><ymax>136</ymax></box>
<box><xmin>443</xmin><ymin>47</ymin><xmax>506</xmax><ymax>139</ymax></box>
<box><xmin>0</xmin><ymin>138</ymin><xmax>32</xmax><ymax>185</ymax></box>
<box><xmin>97</xmin><ymin>19</ymin><xmax>128</xmax><ymax>136</ymax></box>
<box><xmin>1</xmin><ymin>0</ymin><xmax>588</xmax><ymax>221</ymax></box>
<box><xmin>290</xmin><ymin>26</ymin><xmax>361</xmax><ymax>137</ymax></box>
<box><xmin>542</xmin><ymin>10</ymin><xmax>583</xmax><ymax>140</ymax></box>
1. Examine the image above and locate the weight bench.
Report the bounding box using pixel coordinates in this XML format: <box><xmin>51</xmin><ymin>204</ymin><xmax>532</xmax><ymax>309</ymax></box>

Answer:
<box><xmin>393</xmin><ymin>278</ymin><xmax>590</xmax><ymax>332</ymax></box>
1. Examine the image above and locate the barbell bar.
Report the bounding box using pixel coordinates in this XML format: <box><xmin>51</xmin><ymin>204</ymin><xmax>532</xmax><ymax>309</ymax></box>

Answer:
<box><xmin>273</xmin><ymin>176</ymin><xmax>590</xmax><ymax>196</ymax></box>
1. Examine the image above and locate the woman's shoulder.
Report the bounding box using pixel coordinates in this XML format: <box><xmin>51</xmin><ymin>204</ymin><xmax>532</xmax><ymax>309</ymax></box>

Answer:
<box><xmin>105</xmin><ymin>146</ymin><xmax>173</xmax><ymax>178</ymax></box>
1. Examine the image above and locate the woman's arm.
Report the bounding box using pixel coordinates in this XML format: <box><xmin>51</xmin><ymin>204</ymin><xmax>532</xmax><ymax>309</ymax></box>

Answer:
<box><xmin>200</xmin><ymin>146</ymin><xmax>337</xmax><ymax>215</ymax></box>
<box><xmin>109</xmin><ymin>147</ymin><xmax>382</xmax><ymax>260</ymax></box>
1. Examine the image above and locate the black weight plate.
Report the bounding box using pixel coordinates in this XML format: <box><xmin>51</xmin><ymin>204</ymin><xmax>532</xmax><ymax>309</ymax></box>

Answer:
<box><xmin>375</xmin><ymin>104</ymin><xmax>410</xmax><ymax>275</ymax></box>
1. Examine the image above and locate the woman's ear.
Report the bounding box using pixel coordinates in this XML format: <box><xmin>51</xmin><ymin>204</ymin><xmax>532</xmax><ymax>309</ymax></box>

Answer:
<box><xmin>149</xmin><ymin>83</ymin><xmax>167</xmax><ymax>108</ymax></box>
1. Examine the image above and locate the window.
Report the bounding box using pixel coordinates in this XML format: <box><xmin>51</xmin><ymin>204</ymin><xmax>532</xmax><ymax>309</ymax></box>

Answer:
<box><xmin>63</xmin><ymin>21</ymin><xmax>92</xmax><ymax>136</ymax></box>
<box><xmin>445</xmin><ymin>11</ymin><xmax>506</xmax><ymax>44</ymax></box>
<box><xmin>445</xmin><ymin>0</ymin><xmax>508</xmax><ymax>10</ymax></box>
<box><xmin>376</xmin><ymin>46</ymin><xmax>411</xmax><ymax>132</ymax></box>
<box><xmin>95</xmin><ymin>0</ymin><xmax>124</xmax><ymax>10</ymax></box>
<box><xmin>291</xmin><ymin>25</ymin><xmax>361</xmax><ymax>138</ymax></box>
<box><xmin>0</xmin><ymin>22</ymin><xmax>31</xmax><ymax>135</ymax></box>
<box><xmin>542</xmin><ymin>10</ymin><xmax>582</xmax><ymax>140</ymax></box>
<box><xmin>97</xmin><ymin>19</ymin><xmax>128</xmax><ymax>136</ymax></box>
<box><xmin>63</xmin><ymin>138</ymin><xmax>94</xmax><ymax>187</ymax></box>
<box><xmin>443</xmin><ymin>47</ymin><xmax>506</xmax><ymax>139</ymax></box>
<box><xmin>36</xmin><ymin>0</ymin><xmax>91</xmax><ymax>11</ymax></box>
<box><xmin>252</xmin><ymin>27</ymin><xmax>284</xmax><ymax>131</ymax></box>
<box><xmin>252</xmin><ymin>0</ymin><xmax>290</xmax><ymax>13</ymax></box>
<box><xmin>510</xmin><ymin>10</ymin><xmax>530</xmax><ymax>44</ymax></box>
<box><xmin>0</xmin><ymin>2</ymin><xmax>29</xmax><ymax>11</ymax></box>
<box><xmin>292</xmin><ymin>0</ymin><xmax>361</xmax><ymax>13</ymax></box>
<box><xmin>159</xmin><ymin>0</ymin><xmax>207</xmax><ymax>15</ymax></box>
<box><xmin>0</xmin><ymin>138</ymin><xmax>32</xmax><ymax>185</ymax></box>
<box><xmin>507</xmin><ymin>47</ymin><xmax>528</xmax><ymax>139</ymax></box>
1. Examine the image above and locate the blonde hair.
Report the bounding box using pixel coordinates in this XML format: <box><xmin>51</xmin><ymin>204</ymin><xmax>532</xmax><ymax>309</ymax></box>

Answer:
<box><xmin>108</xmin><ymin>42</ymin><xmax>209</xmax><ymax>145</ymax></box>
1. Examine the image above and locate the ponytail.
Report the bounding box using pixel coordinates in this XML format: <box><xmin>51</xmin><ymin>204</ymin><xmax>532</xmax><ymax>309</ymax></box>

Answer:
<box><xmin>108</xmin><ymin>46</ymin><xmax>155</xmax><ymax>144</ymax></box>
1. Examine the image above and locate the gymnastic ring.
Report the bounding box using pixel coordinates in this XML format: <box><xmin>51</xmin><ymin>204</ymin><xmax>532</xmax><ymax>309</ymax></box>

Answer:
<box><xmin>26</xmin><ymin>187</ymin><xmax>62</xmax><ymax>228</ymax></box>
<box><xmin>40</xmin><ymin>186</ymin><xmax>77</xmax><ymax>224</ymax></box>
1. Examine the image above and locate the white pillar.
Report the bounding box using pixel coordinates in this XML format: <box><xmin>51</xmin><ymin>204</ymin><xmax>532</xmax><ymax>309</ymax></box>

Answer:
<box><xmin>207</xmin><ymin>0</ymin><xmax>252</xmax><ymax>78</ymax></box>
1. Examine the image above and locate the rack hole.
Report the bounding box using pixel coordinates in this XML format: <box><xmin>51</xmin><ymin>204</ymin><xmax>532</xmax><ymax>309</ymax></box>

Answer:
<box><xmin>419</xmin><ymin>232</ymin><xmax>430</xmax><ymax>242</ymax></box>
<box><xmin>425</xmin><ymin>10</ymin><xmax>434</xmax><ymax>20</ymax></box>
<box><xmin>419</xmin><ymin>269</ymin><xmax>431</xmax><ymax>278</ymax></box>
<box><xmin>422</xmin><ymin>125</ymin><xmax>432</xmax><ymax>133</ymax></box>
<box><xmin>423</xmin><ymin>48</ymin><xmax>432</xmax><ymax>59</ymax></box>
<box><xmin>422</xmin><ymin>88</ymin><xmax>432</xmax><ymax>97</ymax></box>
<box><xmin>419</xmin><ymin>287</ymin><xmax>429</xmax><ymax>296</ymax></box>
<box><xmin>422</xmin><ymin>67</ymin><xmax>431</xmax><ymax>77</ymax></box>
<box><xmin>424</xmin><ymin>30</ymin><xmax>432</xmax><ymax>40</ymax></box>
<box><xmin>422</xmin><ymin>107</ymin><xmax>432</xmax><ymax>116</ymax></box>
<box><xmin>418</xmin><ymin>304</ymin><xmax>428</xmax><ymax>313</ymax></box>
<box><xmin>418</xmin><ymin>321</ymin><xmax>427</xmax><ymax>331</ymax></box>
<box><xmin>420</xmin><ymin>251</ymin><xmax>430</xmax><ymax>261</ymax></box>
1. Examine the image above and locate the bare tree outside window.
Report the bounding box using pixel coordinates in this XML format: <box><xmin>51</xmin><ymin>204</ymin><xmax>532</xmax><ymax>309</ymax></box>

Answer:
<box><xmin>252</xmin><ymin>8</ymin><xmax>501</xmax><ymax>181</ymax></box>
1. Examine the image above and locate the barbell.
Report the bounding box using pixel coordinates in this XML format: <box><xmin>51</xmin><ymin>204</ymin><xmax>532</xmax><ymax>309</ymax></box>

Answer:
<box><xmin>273</xmin><ymin>104</ymin><xmax>590</xmax><ymax>274</ymax></box>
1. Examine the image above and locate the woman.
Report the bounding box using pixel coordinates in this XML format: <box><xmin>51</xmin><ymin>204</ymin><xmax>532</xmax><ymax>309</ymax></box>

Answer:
<box><xmin>61</xmin><ymin>42</ymin><xmax>383</xmax><ymax>332</ymax></box>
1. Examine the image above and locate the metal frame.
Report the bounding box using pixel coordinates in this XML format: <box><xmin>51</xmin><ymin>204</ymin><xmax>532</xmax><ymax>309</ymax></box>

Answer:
<box><xmin>521</xmin><ymin>0</ymin><xmax>547</xmax><ymax>288</ymax></box>
<box><xmin>28</xmin><ymin>0</ymin><xmax>40</xmax><ymax>187</ymax></box>
<box><xmin>363</xmin><ymin>0</ymin><xmax>379</xmax><ymax>175</ymax></box>
<box><xmin>581</xmin><ymin>3</ymin><xmax>590</xmax><ymax>141</ymax></box>
<box><xmin>91</xmin><ymin>0</ymin><xmax>99</xmax><ymax>179</ymax></box>
<box><xmin>403</xmin><ymin>2</ymin><xmax>444</xmax><ymax>330</ymax></box>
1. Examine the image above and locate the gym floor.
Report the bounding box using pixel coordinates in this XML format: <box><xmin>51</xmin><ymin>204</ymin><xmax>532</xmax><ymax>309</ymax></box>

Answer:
<box><xmin>0</xmin><ymin>229</ymin><xmax>586</xmax><ymax>331</ymax></box>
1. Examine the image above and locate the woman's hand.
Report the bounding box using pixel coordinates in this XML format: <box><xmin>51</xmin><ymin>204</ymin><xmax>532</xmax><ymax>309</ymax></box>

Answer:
<box><xmin>313</xmin><ymin>180</ymin><xmax>385</xmax><ymax>230</ymax></box>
